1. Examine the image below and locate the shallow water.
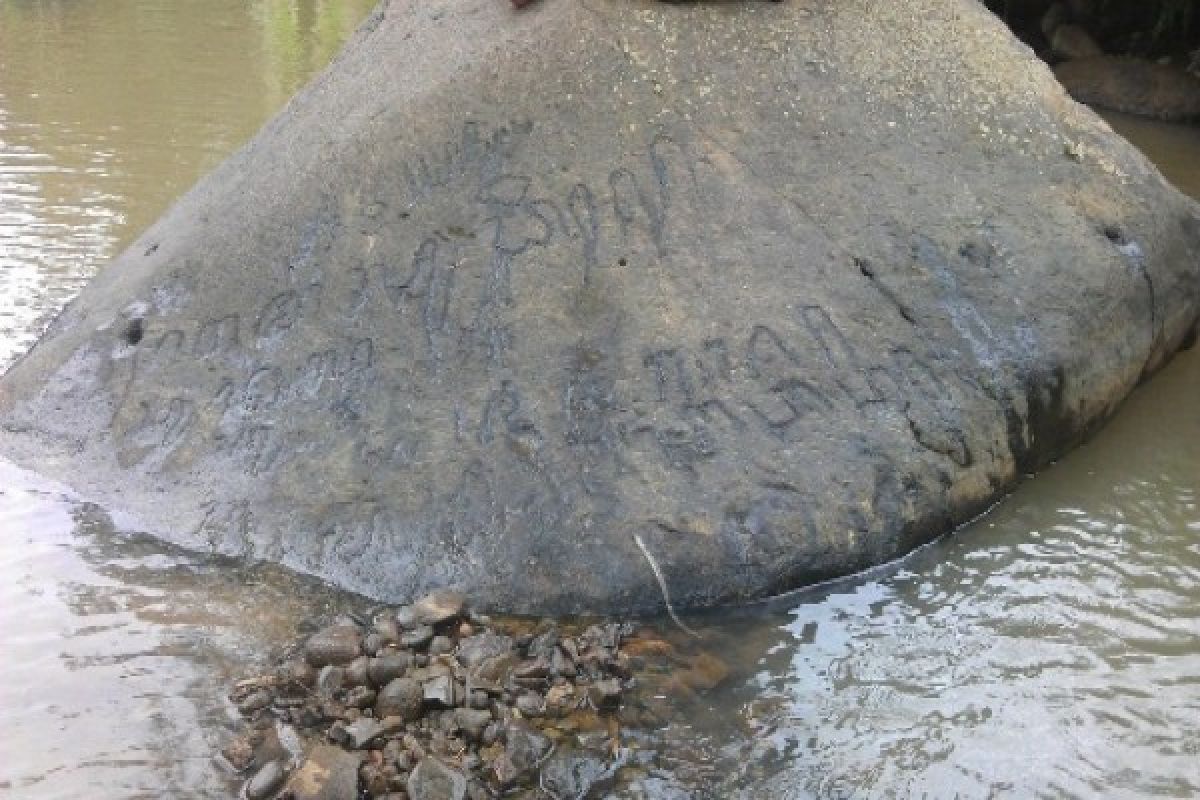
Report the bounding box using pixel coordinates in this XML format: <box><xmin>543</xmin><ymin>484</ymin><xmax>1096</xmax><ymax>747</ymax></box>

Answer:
<box><xmin>1</xmin><ymin>3</ymin><xmax>1198</xmax><ymax>798</ymax></box>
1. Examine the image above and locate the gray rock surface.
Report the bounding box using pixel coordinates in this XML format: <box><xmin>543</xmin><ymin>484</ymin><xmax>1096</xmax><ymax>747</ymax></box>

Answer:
<box><xmin>283</xmin><ymin>744</ymin><xmax>361</xmax><ymax>800</ymax></box>
<box><xmin>0</xmin><ymin>0</ymin><xmax>1197</xmax><ymax>614</ymax></box>
<box><xmin>407</xmin><ymin>758</ymin><xmax>467</xmax><ymax>800</ymax></box>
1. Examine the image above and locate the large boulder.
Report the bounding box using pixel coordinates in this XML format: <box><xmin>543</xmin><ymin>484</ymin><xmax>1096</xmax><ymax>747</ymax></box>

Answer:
<box><xmin>0</xmin><ymin>0</ymin><xmax>1197</xmax><ymax>614</ymax></box>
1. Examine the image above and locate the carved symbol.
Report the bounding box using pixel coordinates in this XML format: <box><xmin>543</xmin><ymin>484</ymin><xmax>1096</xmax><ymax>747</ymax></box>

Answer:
<box><xmin>256</xmin><ymin>291</ymin><xmax>301</xmax><ymax>342</ymax></box>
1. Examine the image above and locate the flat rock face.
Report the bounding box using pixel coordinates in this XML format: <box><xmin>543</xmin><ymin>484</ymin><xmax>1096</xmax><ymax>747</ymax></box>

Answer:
<box><xmin>1</xmin><ymin>0</ymin><xmax>1197</xmax><ymax>613</ymax></box>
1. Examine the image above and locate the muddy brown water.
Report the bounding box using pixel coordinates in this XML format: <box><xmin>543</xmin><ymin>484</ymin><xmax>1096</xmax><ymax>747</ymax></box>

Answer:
<box><xmin>1</xmin><ymin>3</ymin><xmax>1198</xmax><ymax>798</ymax></box>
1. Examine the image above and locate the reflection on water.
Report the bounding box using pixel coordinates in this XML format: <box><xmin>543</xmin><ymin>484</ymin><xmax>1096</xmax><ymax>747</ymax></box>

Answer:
<box><xmin>715</xmin><ymin>347</ymin><xmax>1200</xmax><ymax>797</ymax></box>
<box><xmin>0</xmin><ymin>1</ymin><xmax>1198</xmax><ymax>797</ymax></box>
<box><xmin>0</xmin><ymin>0</ymin><xmax>377</xmax><ymax>368</ymax></box>
<box><xmin>0</xmin><ymin>462</ymin><xmax>365</xmax><ymax>798</ymax></box>
<box><xmin>1099</xmin><ymin>110</ymin><xmax>1200</xmax><ymax>201</ymax></box>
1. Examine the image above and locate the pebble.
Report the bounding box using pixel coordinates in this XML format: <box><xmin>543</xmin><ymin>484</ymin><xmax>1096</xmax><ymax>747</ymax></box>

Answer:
<box><xmin>344</xmin><ymin>717</ymin><xmax>384</xmax><ymax>749</ymax></box>
<box><xmin>422</xmin><ymin>675</ymin><xmax>457</xmax><ymax>708</ymax></box>
<box><xmin>277</xmin><ymin>659</ymin><xmax>316</xmax><ymax>689</ymax></box>
<box><xmin>315</xmin><ymin>665</ymin><xmax>344</xmax><ymax>697</ymax></box>
<box><xmin>587</xmin><ymin>678</ymin><xmax>622</xmax><ymax>709</ymax></box>
<box><xmin>219</xmin><ymin>590</ymin><xmax>682</xmax><ymax>799</ymax></box>
<box><xmin>237</xmin><ymin>689</ymin><xmax>273</xmax><ymax>714</ymax></box>
<box><xmin>394</xmin><ymin>606</ymin><xmax>419</xmax><ymax>629</ymax></box>
<box><xmin>407</xmin><ymin>756</ymin><xmax>467</xmax><ymax>800</ymax></box>
<box><xmin>456</xmin><ymin>632</ymin><xmax>513</xmax><ymax>667</ymax></box>
<box><xmin>411</xmin><ymin>589</ymin><xmax>466</xmax><ymax>627</ymax></box>
<box><xmin>453</xmin><ymin>708</ymin><xmax>492</xmax><ymax>741</ymax></box>
<box><xmin>400</xmin><ymin>625</ymin><xmax>434</xmax><ymax>650</ymax></box>
<box><xmin>305</xmin><ymin>625</ymin><xmax>363</xmax><ymax>667</ymax></box>
<box><xmin>504</xmin><ymin>721</ymin><xmax>551</xmax><ymax>774</ymax></box>
<box><xmin>375</xmin><ymin>677</ymin><xmax>423</xmax><ymax>721</ymax></box>
<box><xmin>363</xmin><ymin>633</ymin><xmax>384</xmax><ymax>657</ymax></box>
<box><xmin>245</xmin><ymin>760</ymin><xmax>288</xmax><ymax>800</ymax></box>
<box><xmin>539</xmin><ymin>746</ymin><xmax>616</xmax><ymax>799</ymax></box>
<box><xmin>282</xmin><ymin>744</ymin><xmax>360</xmax><ymax>800</ymax></box>
<box><xmin>367</xmin><ymin>652</ymin><xmax>412</xmax><ymax>687</ymax></box>
<box><xmin>344</xmin><ymin>685</ymin><xmax>376</xmax><ymax>709</ymax></box>
<box><xmin>373</xmin><ymin>615</ymin><xmax>401</xmax><ymax>643</ymax></box>
<box><xmin>220</xmin><ymin>734</ymin><xmax>256</xmax><ymax>772</ymax></box>
<box><xmin>515</xmin><ymin>693</ymin><xmax>544</xmax><ymax>717</ymax></box>
<box><xmin>344</xmin><ymin>656</ymin><xmax>370</xmax><ymax>688</ymax></box>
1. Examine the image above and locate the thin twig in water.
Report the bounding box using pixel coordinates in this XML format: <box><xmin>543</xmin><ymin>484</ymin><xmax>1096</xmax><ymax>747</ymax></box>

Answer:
<box><xmin>632</xmin><ymin>532</ymin><xmax>701</xmax><ymax>639</ymax></box>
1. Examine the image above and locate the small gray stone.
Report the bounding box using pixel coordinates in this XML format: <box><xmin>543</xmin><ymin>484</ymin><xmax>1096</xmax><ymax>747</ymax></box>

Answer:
<box><xmin>343</xmin><ymin>717</ymin><xmax>384</xmax><ymax>749</ymax></box>
<box><xmin>412</xmin><ymin>590</ymin><xmax>466</xmax><ymax>627</ymax></box>
<box><xmin>551</xmin><ymin>647</ymin><xmax>577</xmax><ymax>679</ymax></box>
<box><xmin>526</xmin><ymin>628</ymin><xmax>559</xmax><ymax>660</ymax></box>
<box><xmin>467</xmin><ymin>654</ymin><xmax>517</xmax><ymax>694</ymax></box>
<box><xmin>344</xmin><ymin>656</ymin><xmax>370</xmax><ymax>688</ymax></box>
<box><xmin>316</xmin><ymin>666</ymin><xmax>345</xmax><ymax>697</ymax></box>
<box><xmin>378</xmin><ymin>715</ymin><xmax>407</xmax><ymax>737</ymax></box>
<box><xmin>456</xmin><ymin>633</ymin><xmax>513</xmax><ymax>668</ymax></box>
<box><xmin>504</xmin><ymin>721</ymin><xmax>551</xmax><ymax>774</ymax></box>
<box><xmin>277</xmin><ymin>659</ymin><xmax>317</xmax><ymax>689</ymax></box>
<box><xmin>587</xmin><ymin>678</ymin><xmax>622</xmax><ymax>709</ymax></box>
<box><xmin>423</xmin><ymin>675</ymin><xmax>456</xmax><ymax>708</ymax></box>
<box><xmin>283</xmin><ymin>744</ymin><xmax>361</xmax><ymax>800</ymax></box>
<box><xmin>407</xmin><ymin>757</ymin><xmax>467</xmax><ymax>800</ymax></box>
<box><xmin>367</xmin><ymin>652</ymin><xmax>412</xmax><ymax>687</ymax></box>
<box><xmin>344</xmin><ymin>685</ymin><xmax>376</xmax><ymax>709</ymax></box>
<box><xmin>453</xmin><ymin>708</ymin><xmax>492</xmax><ymax>741</ymax></box>
<box><xmin>539</xmin><ymin>747</ymin><xmax>619</xmax><ymax>800</ymax></box>
<box><xmin>237</xmin><ymin>689</ymin><xmax>273</xmax><ymax>714</ymax></box>
<box><xmin>400</xmin><ymin>625</ymin><xmax>434</xmax><ymax>650</ymax></box>
<box><xmin>373</xmin><ymin>615</ymin><xmax>401</xmax><ymax>643</ymax></box>
<box><xmin>394</xmin><ymin>606</ymin><xmax>419</xmax><ymax>629</ymax></box>
<box><xmin>305</xmin><ymin>625</ymin><xmax>362</xmax><ymax>668</ymax></box>
<box><xmin>428</xmin><ymin>635</ymin><xmax>454</xmax><ymax>656</ymax></box>
<box><xmin>514</xmin><ymin>693</ymin><xmax>544</xmax><ymax>718</ymax></box>
<box><xmin>376</xmin><ymin>677</ymin><xmax>423</xmax><ymax>721</ymax></box>
<box><xmin>515</xmin><ymin>657</ymin><xmax>550</xmax><ymax>682</ymax></box>
<box><xmin>245</xmin><ymin>760</ymin><xmax>288</xmax><ymax>800</ymax></box>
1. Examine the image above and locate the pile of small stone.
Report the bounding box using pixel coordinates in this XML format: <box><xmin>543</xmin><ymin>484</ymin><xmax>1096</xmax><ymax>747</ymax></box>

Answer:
<box><xmin>222</xmin><ymin>589</ymin><xmax>652</xmax><ymax>800</ymax></box>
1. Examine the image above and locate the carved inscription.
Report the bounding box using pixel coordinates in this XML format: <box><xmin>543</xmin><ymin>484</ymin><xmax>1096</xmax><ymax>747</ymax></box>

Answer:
<box><xmin>581</xmin><ymin>304</ymin><xmax>974</xmax><ymax>474</ymax></box>
<box><xmin>104</xmin><ymin>119</ymin><xmax>983</xmax><ymax>585</ymax></box>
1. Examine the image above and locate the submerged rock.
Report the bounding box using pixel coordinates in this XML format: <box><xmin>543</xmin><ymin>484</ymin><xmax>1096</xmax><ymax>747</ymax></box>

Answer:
<box><xmin>1055</xmin><ymin>56</ymin><xmax>1200</xmax><ymax>121</ymax></box>
<box><xmin>1</xmin><ymin>0</ymin><xmax>1197</xmax><ymax>614</ymax></box>
<box><xmin>540</xmin><ymin>746</ymin><xmax>620</xmax><ymax>800</ymax></box>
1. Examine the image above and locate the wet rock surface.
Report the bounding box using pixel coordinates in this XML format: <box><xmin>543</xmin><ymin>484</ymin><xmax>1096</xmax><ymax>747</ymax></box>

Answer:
<box><xmin>221</xmin><ymin>590</ymin><xmax>729</xmax><ymax>799</ymax></box>
<box><xmin>282</xmin><ymin>744</ymin><xmax>361</xmax><ymax>800</ymax></box>
<box><xmin>1</xmin><ymin>0</ymin><xmax>1198</xmax><ymax>615</ymax></box>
